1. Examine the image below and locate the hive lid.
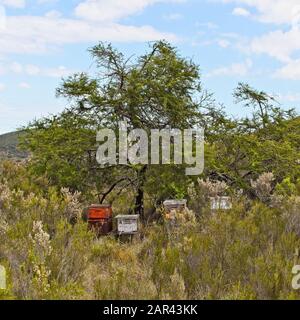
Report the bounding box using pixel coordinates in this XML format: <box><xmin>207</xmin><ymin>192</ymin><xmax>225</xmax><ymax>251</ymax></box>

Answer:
<box><xmin>163</xmin><ymin>199</ymin><xmax>187</xmax><ymax>206</ymax></box>
<box><xmin>115</xmin><ymin>215</ymin><xmax>140</xmax><ymax>219</ymax></box>
<box><xmin>89</xmin><ymin>204</ymin><xmax>112</xmax><ymax>208</ymax></box>
<box><xmin>209</xmin><ymin>196</ymin><xmax>231</xmax><ymax>200</ymax></box>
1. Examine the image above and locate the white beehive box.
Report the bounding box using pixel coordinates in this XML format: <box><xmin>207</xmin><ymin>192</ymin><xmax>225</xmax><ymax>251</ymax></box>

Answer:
<box><xmin>210</xmin><ymin>197</ymin><xmax>232</xmax><ymax>210</ymax></box>
<box><xmin>163</xmin><ymin>199</ymin><xmax>187</xmax><ymax>213</ymax></box>
<box><xmin>115</xmin><ymin>215</ymin><xmax>139</xmax><ymax>235</ymax></box>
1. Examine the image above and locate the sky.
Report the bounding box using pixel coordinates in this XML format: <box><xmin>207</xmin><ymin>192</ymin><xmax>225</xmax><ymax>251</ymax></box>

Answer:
<box><xmin>0</xmin><ymin>0</ymin><xmax>300</xmax><ymax>134</ymax></box>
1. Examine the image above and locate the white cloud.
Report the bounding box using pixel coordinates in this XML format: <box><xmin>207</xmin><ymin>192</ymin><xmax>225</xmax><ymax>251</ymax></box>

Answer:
<box><xmin>217</xmin><ymin>1</ymin><xmax>300</xmax><ymax>76</ymax></box>
<box><xmin>75</xmin><ymin>0</ymin><xmax>185</xmax><ymax>22</ymax></box>
<box><xmin>24</xmin><ymin>64</ymin><xmax>72</xmax><ymax>78</ymax></box>
<box><xmin>218</xmin><ymin>39</ymin><xmax>230</xmax><ymax>48</ymax></box>
<box><xmin>274</xmin><ymin>59</ymin><xmax>300</xmax><ymax>80</ymax></box>
<box><xmin>1</xmin><ymin>61</ymin><xmax>73</xmax><ymax>78</ymax></box>
<box><xmin>0</xmin><ymin>83</ymin><xmax>5</xmax><ymax>91</ymax></box>
<box><xmin>10</xmin><ymin>61</ymin><xmax>23</xmax><ymax>73</ymax></box>
<box><xmin>249</xmin><ymin>27</ymin><xmax>300</xmax><ymax>63</ymax></box>
<box><xmin>0</xmin><ymin>4</ymin><xmax>6</xmax><ymax>32</ymax></box>
<box><xmin>19</xmin><ymin>82</ymin><xmax>31</xmax><ymax>89</ymax></box>
<box><xmin>232</xmin><ymin>7</ymin><xmax>250</xmax><ymax>17</ymax></box>
<box><xmin>207</xmin><ymin>59</ymin><xmax>253</xmax><ymax>77</ymax></box>
<box><xmin>219</xmin><ymin>0</ymin><xmax>300</xmax><ymax>26</ymax></box>
<box><xmin>25</xmin><ymin>64</ymin><xmax>40</xmax><ymax>75</ymax></box>
<box><xmin>0</xmin><ymin>1</ymin><xmax>180</xmax><ymax>56</ymax></box>
<box><xmin>45</xmin><ymin>10</ymin><xmax>62</xmax><ymax>19</ymax></box>
<box><xmin>0</xmin><ymin>0</ymin><xmax>25</xmax><ymax>8</ymax></box>
<box><xmin>0</xmin><ymin>15</ymin><xmax>177</xmax><ymax>55</ymax></box>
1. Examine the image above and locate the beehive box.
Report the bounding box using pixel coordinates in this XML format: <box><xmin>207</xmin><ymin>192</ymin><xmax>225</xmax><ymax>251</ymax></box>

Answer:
<box><xmin>115</xmin><ymin>215</ymin><xmax>139</xmax><ymax>235</ymax></box>
<box><xmin>88</xmin><ymin>204</ymin><xmax>112</xmax><ymax>219</ymax></box>
<box><xmin>210</xmin><ymin>197</ymin><xmax>232</xmax><ymax>210</ymax></box>
<box><xmin>163</xmin><ymin>199</ymin><xmax>187</xmax><ymax>213</ymax></box>
<box><xmin>87</xmin><ymin>204</ymin><xmax>113</xmax><ymax>236</ymax></box>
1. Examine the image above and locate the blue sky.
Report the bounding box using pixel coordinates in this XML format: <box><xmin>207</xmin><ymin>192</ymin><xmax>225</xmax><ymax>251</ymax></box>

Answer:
<box><xmin>0</xmin><ymin>0</ymin><xmax>300</xmax><ymax>134</ymax></box>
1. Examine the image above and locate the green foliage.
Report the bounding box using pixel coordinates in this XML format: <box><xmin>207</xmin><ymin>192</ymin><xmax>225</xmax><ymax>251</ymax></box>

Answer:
<box><xmin>19</xmin><ymin>112</ymin><xmax>98</xmax><ymax>193</ymax></box>
<box><xmin>275</xmin><ymin>178</ymin><xmax>299</xmax><ymax>197</ymax></box>
<box><xmin>57</xmin><ymin>41</ymin><xmax>212</xmax><ymax>130</ymax></box>
<box><xmin>205</xmin><ymin>116</ymin><xmax>300</xmax><ymax>193</ymax></box>
<box><xmin>1</xmin><ymin>159</ymin><xmax>300</xmax><ymax>300</ymax></box>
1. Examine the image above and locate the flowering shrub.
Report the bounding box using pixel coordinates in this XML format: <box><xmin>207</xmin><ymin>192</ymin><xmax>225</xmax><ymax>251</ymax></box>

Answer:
<box><xmin>61</xmin><ymin>188</ymin><xmax>82</xmax><ymax>224</ymax></box>
<box><xmin>188</xmin><ymin>178</ymin><xmax>229</xmax><ymax>214</ymax></box>
<box><xmin>251</xmin><ymin>172</ymin><xmax>275</xmax><ymax>203</ymax></box>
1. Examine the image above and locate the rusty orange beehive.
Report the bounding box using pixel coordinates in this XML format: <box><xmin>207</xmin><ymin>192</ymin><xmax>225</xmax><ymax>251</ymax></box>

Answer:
<box><xmin>88</xmin><ymin>204</ymin><xmax>112</xmax><ymax>219</ymax></box>
<box><xmin>88</xmin><ymin>204</ymin><xmax>113</xmax><ymax>236</ymax></box>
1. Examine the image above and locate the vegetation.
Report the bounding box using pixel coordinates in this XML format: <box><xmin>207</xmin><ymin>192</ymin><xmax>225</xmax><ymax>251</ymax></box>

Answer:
<box><xmin>0</xmin><ymin>41</ymin><xmax>299</xmax><ymax>300</ymax></box>
<box><xmin>0</xmin><ymin>161</ymin><xmax>300</xmax><ymax>300</ymax></box>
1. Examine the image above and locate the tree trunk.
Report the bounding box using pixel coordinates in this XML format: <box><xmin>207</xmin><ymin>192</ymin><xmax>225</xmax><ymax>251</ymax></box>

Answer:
<box><xmin>134</xmin><ymin>165</ymin><xmax>147</xmax><ymax>221</ymax></box>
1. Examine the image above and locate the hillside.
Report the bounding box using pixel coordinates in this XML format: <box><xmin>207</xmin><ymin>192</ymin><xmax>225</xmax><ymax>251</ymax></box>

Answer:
<box><xmin>0</xmin><ymin>131</ymin><xmax>28</xmax><ymax>160</ymax></box>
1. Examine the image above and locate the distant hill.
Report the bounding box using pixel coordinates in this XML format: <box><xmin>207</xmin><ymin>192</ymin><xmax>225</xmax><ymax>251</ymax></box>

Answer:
<box><xmin>0</xmin><ymin>131</ymin><xmax>28</xmax><ymax>160</ymax></box>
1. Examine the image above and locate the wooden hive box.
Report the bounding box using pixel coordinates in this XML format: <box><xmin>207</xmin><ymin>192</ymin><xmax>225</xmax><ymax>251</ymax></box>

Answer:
<box><xmin>87</xmin><ymin>204</ymin><xmax>113</xmax><ymax>236</ymax></box>
<box><xmin>163</xmin><ymin>199</ymin><xmax>187</xmax><ymax>213</ymax></box>
<box><xmin>115</xmin><ymin>215</ymin><xmax>140</xmax><ymax>235</ymax></box>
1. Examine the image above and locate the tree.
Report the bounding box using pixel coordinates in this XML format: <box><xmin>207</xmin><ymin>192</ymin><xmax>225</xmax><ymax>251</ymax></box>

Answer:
<box><xmin>57</xmin><ymin>41</ymin><xmax>209</xmax><ymax>130</ymax></box>
<box><xmin>20</xmin><ymin>111</ymin><xmax>97</xmax><ymax>193</ymax></box>
<box><xmin>234</xmin><ymin>82</ymin><xmax>295</xmax><ymax>131</ymax></box>
<box><xmin>204</xmin><ymin>83</ymin><xmax>300</xmax><ymax>195</ymax></box>
<box><xmin>23</xmin><ymin>41</ymin><xmax>215</xmax><ymax>219</ymax></box>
